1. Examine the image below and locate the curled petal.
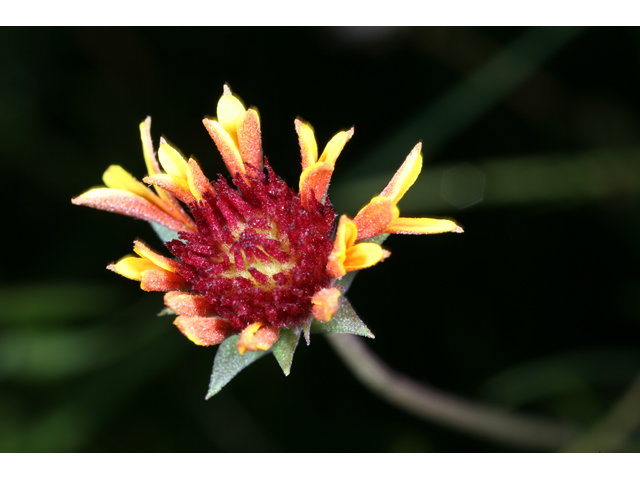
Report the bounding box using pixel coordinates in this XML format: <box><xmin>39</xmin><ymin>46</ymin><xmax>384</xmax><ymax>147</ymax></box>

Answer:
<box><xmin>380</xmin><ymin>142</ymin><xmax>422</xmax><ymax>204</ymax></box>
<box><xmin>317</xmin><ymin>127</ymin><xmax>354</xmax><ymax>167</ymax></box>
<box><xmin>71</xmin><ymin>188</ymin><xmax>188</xmax><ymax>232</ymax></box>
<box><xmin>164</xmin><ymin>291</ymin><xmax>218</xmax><ymax>317</ymax></box>
<box><xmin>140</xmin><ymin>269</ymin><xmax>189</xmax><ymax>292</ymax></box>
<box><xmin>353</xmin><ymin>196</ymin><xmax>399</xmax><ymax>241</ymax></box>
<box><xmin>237</xmin><ymin>108</ymin><xmax>263</xmax><ymax>176</ymax></box>
<box><xmin>158</xmin><ymin>142</ymin><xmax>189</xmax><ymax>179</ymax></box>
<box><xmin>295</xmin><ymin>118</ymin><xmax>318</xmax><ymax>170</ymax></box>
<box><xmin>202</xmin><ymin>118</ymin><xmax>245</xmax><ymax>178</ymax></box>
<box><xmin>344</xmin><ymin>243</ymin><xmax>387</xmax><ymax>272</ymax></box>
<box><xmin>327</xmin><ymin>215</ymin><xmax>358</xmax><ymax>278</ymax></box>
<box><xmin>144</xmin><ymin>174</ymin><xmax>194</xmax><ymax>205</ymax></box>
<box><xmin>133</xmin><ymin>240</ymin><xmax>182</xmax><ymax>272</ymax></box>
<box><xmin>186</xmin><ymin>158</ymin><xmax>215</xmax><ymax>202</ymax></box>
<box><xmin>236</xmin><ymin>322</ymin><xmax>279</xmax><ymax>355</ymax></box>
<box><xmin>174</xmin><ymin>316</ymin><xmax>235</xmax><ymax>346</ymax></box>
<box><xmin>387</xmin><ymin>217</ymin><xmax>464</xmax><ymax>235</ymax></box>
<box><xmin>311</xmin><ymin>288</ymin><xmax>341</xmax><ymax>322</ymax></box>
<box><xmin>299</xmin><ymin>162</ymin><xmax>334</xmax><ymax>210</ymax></box>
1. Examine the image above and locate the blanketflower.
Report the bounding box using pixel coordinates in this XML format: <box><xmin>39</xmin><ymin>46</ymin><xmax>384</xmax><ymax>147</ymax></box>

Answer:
<box><xmin>73</xmin><ymin>86</ymin><xmax>462</xmax><ymax>396</ymax></box>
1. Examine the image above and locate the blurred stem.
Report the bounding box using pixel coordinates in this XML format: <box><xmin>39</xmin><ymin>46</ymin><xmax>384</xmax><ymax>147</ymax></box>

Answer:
<box><xmin>327</xmin><ymin>334</ymin><xmax>578</xmax><ymax>450</ymax></box>
<box><xmin>561</xmin><ymin>371</ymin><xmax>640</xmax><ymax>452</ymax></box>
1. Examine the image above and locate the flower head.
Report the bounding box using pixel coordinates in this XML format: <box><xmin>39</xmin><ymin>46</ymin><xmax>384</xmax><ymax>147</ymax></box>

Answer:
<box><xmin>73</xmin><ymin>85</ymin><xmax>462</xmax><ymax>394</ymax></box>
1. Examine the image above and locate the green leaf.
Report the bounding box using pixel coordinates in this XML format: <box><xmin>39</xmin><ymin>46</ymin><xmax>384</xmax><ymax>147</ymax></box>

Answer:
<box><xmin>149</xmin><ymin>222</ymin><xmax>182</xmax><ymax>243</ymax></box>
<box><xmin>206</xmin><ymin>335</ymin><xmax>268</xmax><ymax>399</ymax></box>
<box><xmin>272</xmin><ymin>328</ymin><xmax>300</xmax><ymax>376</ymax></box>
<box><xmin>311</xmin><ymin>296</ymin><xmax>374</xmax><ymax>338</ymax></box>
<box><xmin>302</xmin><ymin>317</ymin><xmax>313</xmax><ymax>345</ymax></box>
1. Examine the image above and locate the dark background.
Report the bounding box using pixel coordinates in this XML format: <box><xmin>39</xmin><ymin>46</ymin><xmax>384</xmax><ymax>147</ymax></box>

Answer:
<box><xmin>2</xmin><ymin>27</ymin><xmax>640</xmax><ymax>452</ymax></box>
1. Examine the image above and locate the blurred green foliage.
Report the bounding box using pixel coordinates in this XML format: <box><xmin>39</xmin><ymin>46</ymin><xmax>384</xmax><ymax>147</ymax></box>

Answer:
<box><xmin>2</xmin><ymin>27</ymin><xmax>640</xmax><ymax>452</ymax></box>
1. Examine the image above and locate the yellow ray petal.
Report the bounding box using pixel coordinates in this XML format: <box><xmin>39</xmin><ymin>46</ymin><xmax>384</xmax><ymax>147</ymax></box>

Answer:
<box><xmin>295</xmin><ymin>118</ymin><xmax>318</xmax><ymax>170</ymax></box>
<box><xmin>217</xmin><ymin>85</ymin><xmax>246</xmax><ymax>146</ymax></box>
<box><xmin>386</xmin><ymin>217</ymin><xmax>464</xmax><ymax>235</ymax></box>
<box><xmin>158</xmin><ymin>142</ymin><xmax>189</xmax><ymax>179</ymax></box>
<box><xmin>107</xmin><ymin>255</ymin><xmax>156</xmax><ymax>281</ymax></box>
<box><xmin>140</xmin><ymin>269</ymin><xmax>189</xmax><ymax>292</ymax></box>
<box><xmin>133</xmin><ymin>240</ymin><xmax>182</xmax><ymax>272</ymax></box>
<box><xmin>139</xmin><ymin>117</ymin><xmax>161</xmax><ymax>177</ymax></box>
<box><xmin>344</xmin><ymin>242</ymin><xmax>386</xmax><ymax>272</ymax></box>
<box><xmin>102</xmin><ymin>165</ymin><xmax>164</xmax><ymax>208</ymax></box>
<box><xmin>380</xmin><ymin>142</ymin><xmax>423</xmax><ymax>204</ymax></box>
<box><xmin>326</xmin><ymin>215</ymin><xmax>358</xmax><ymax>278</ymax></box>
<box><xmin>317</xmin><ymin>127</ymin><xmax>354</xmax><ymax>167</ymax></box>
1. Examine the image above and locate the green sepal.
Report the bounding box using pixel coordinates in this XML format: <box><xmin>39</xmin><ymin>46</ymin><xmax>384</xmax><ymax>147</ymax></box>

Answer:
<box><xmin>206</xmin><ymin>334</ymin><xmax>269</xmax><ymax>399</ymax></box>
<box><xmin>272</xmin><ymin>328</ymin><xmax>301</xmax><ymax>376</ymax></box>
<box><xmin>368</xmin><ymin>233</ymin><xmax>390</xmax><ymax>246</ymax></box>
<box><xmin>311</xmin><ymin>296</ymin><xmax>374</xmax><ymax>338</ymax></box>
<box><xmin>302</xmin><ymin>316</ymin><xmax>313</xmax><ymax>345</ymax></box>
<box><xmin>150</xmin><ymin>222</ymin><xmax>182</xmax><ymax>243</ymax></box>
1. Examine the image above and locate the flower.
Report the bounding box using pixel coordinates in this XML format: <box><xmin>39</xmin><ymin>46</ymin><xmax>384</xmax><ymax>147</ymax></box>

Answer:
<box><xmin>73</xmin><ymin>85</ymin><xmax>462</xmax><ymax>367</ymax></box>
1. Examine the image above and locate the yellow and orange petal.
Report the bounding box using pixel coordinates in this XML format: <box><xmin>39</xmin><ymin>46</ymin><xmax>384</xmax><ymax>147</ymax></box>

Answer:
<box><xmin>353</xmin><ymin>142</ymin><xmax>462</xmax><ymax>240</ymax></box>
<box><xmin>236</xmin><ymin>322</ymin><xmax>280</xmax><ymax>354</ymax></box>
<box><xmin>296</xmin><ymin>118</ymin><xmax>353</xmax><ymax>207</ymax></box>
<box><xmin>326</xmin><ymin>215</ymin><xmax>389</xmax><ymax>278</ymax></box>
<box><xmin>311</xmin><ymin>287</ymin><xmax>341</xmax><ymax>322</ymax></box>
<box><xmin>174</xmin><ymin>316</ymin><xmax>236</xmax><ymax>346</ymax></box>
<box><xmin>203</xmin><ymin>85</ymin><xmax>263</xmax><ymax>182</ymax></box>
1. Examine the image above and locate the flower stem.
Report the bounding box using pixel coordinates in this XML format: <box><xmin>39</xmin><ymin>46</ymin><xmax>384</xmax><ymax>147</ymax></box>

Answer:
<box><xmin>326</xmin><ymin>333</ymin><xmax>578</xmax><ymax>450</ymax></box>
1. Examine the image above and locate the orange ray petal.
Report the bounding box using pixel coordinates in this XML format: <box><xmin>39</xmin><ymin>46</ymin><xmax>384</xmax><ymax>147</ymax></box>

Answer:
<box><xmin>186</xmin><ymin>158</ymin><xmax>215</xmax><ymax>201</ymax></box>
<box><xmin>311</xmin><ymin>287</ymin><xmax>341</xmax><ymax>322</ymax></box>
<box><xmin>353</xmin><ymin>196</ymin><xmax>399</xmax><ymax>241</ymax></box>
<box><xmin>236</xmin><ymin>322</ymin><xmax>279</xmax><ymax>354</ymax></box>
<box><xmin>144</xmin><ymin>174</ymin><xmax>194</xmax><ymax>205</ymax></box>
<box><xmin>202</xmin><ymin>118</ymin><xmax>245</xmax><ymax>178</ymax></box>
<box><xmin>140</xmin><ymin>269</ymin><xmax>189</xmax><ymax>292</ymax></box>
<box><xmin>299</xmin><ymin>162</ymin><xmax>334</xmax><ymax>210</ymax></box>
<box><xmin>174</xmin><ymin>316</ymin><xmax>235</xmax><ymax>346</ymax></box>
<box><xmin>295</xmin><ymin>118</ymin><xmax>318</xmax><ymax>170</ymax></box>
<box><xmin>386</xmin><ymin>217</ymin><xmax>464</xmax><ymax>235</ymax></box>
<box><xmin>72</xmin><ymin>188</ymin><xmax>189</xmax><ymax>232</ymax></box>
<box><xmin>237</xmin><ymin>108</ymin><xmax>263</xmax><ymax>177</ymax></box>
<box><xmin>164</xmin><ymin>291</ymin><xmax>218</xmax><ymax>317</ymax></box>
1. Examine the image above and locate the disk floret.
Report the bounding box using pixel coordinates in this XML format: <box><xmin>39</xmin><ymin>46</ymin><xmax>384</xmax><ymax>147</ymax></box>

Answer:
<box><xmin>167</xmin><ymin>163</ymin><xmax>336</xmax><ymax>331</ymax></box>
